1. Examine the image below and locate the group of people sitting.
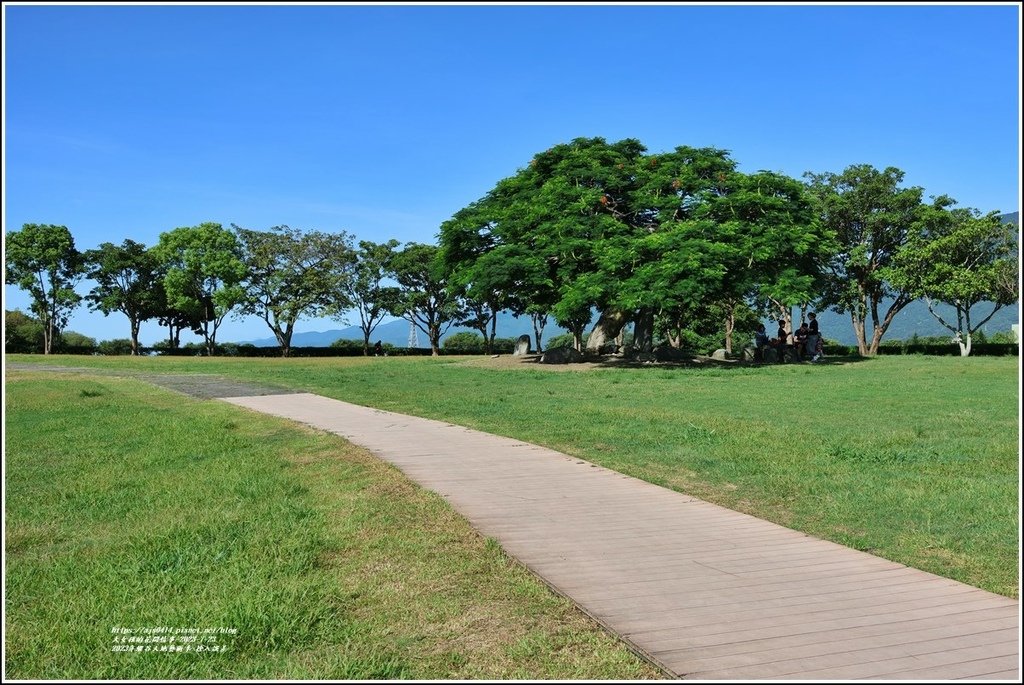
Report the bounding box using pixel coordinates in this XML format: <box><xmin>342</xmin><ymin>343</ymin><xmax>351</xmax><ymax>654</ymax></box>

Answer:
<box><xmin>753</xmin><ymin>313</ymin><xmax>824</xmax><ymax>363</ymax></box>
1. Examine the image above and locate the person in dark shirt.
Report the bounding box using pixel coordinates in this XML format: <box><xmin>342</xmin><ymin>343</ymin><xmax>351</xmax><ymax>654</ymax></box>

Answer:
<box><xmin>753</xmin><ymin>323</ymin><xmax>770</xmax><ymax>361</ymax></box>
<box><xmin>807</xmin><ymin>312</ymin><xmax>823</xmax><ymax>361</ymax></box>
<box><xmin>794</xmin><ymin>322</ymin><xmax>809</xmax><ymax>360</ymax></box>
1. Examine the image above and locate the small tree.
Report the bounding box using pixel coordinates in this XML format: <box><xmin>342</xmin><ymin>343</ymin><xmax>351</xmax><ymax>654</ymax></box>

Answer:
<box><xmin>344</xmin><ymin>239</ymin><xmax>402</xmax><ymax>356</ymax></box>
<box><xmin>889</xmin><ymin>208</ymin><xmax>1019</xmax><ymax>356</ymax></box>
<box><xmin>804</xmin><ymin>165</ymin><xmax>932</xmax><ymax>356</ymax></box>
<box><xmin>4</xmin><ymin>223</ymin><xmax>84</xmax><ymax>354</ymax></box>
<box><xmin>83</xmin><ymin>239</ymin><xmax>162</xmax><ymax>356</ymax></box>
<box><xmin>389</xmin><ymin>243</ymin><xmax>462</xmax><ymax>356</ymax></box>
<box><xmin>236</xmin><ymin>225</ymin><xmax>356</xmax><ymax>357</ymax></box>
<box><xmin>154</xmin><ymin>223</ymin><xmax>247</xmax><ymax>356</ymax></box>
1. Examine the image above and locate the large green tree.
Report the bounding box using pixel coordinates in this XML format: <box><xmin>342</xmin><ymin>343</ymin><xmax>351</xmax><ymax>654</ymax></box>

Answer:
<box><xmin>888</xmin><ymin>207</ymin><xmax>1019</xmax><ymax>356</ymax></box>
<box><xmin>804</xmin><ymin>164</ymin><xmax>932</xmax><ymax>356</ymax></box>
<box><xmin>343</xmin><ymin>239</ymin><xmax>402</xmax><ymax>356</ymax></box>
<box><xmin>83</xmin><ymin>239</ymin><xmax>162</xmax><ymax>355</ymax></box>
<box><xmin>389</xmin><ymin>243</ymin><xmax>462</xmax><ymax>356</ymax></box>
<box><xmin>235</xmin><ymin>225</ymin><xmax>356</xmax><ymax>357</ymax></box>
<box><xmin>440</xmin><ymin>138</ymin><xmax>828</xmax><ymax>354</ymax></box>
<box><xmin>154</xmin><ymin>222</ymin><xmax>247</xmax><ymax>356</ymax></box>
<box><xmin>4</xmin><ymin>223</ymin><xmax>84</xmax><ymax>354</ymax></box>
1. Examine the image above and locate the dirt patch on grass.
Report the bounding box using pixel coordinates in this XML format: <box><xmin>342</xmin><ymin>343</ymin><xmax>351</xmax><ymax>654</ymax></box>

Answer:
<box><xmin>449</xmin><ymin>353</ymin><xmax>732</xmax><ymax>372</ymax></box>
<box><xmin>6</xmin><ymin>363</ymin><xmax>302</xmax><ymax>399</ymax></box>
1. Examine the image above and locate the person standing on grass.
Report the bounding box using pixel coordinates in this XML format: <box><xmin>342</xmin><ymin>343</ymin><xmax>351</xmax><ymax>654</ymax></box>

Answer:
<box><xmin>775</xmin><ymin>319</ymin><xmax>789</xmax><ymax>359</ymax></box>
<box><xmin>374</xmin><ymin>340</ymin><xmax>383</xmax><ymax>356</ymax></box>
<box><xmin>776</xmin><ymin>319</ymin><xmax>788</xmax><ymax>346</ymax></box>
<box><xmin>807</xmin><ymin>312</ymin><xmax>823</xmax><ymax>361</ymax></box>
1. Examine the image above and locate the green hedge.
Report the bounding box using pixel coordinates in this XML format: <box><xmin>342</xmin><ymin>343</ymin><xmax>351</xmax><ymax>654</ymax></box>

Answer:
<box><xmin>822</xmin><ymin>343</ymin><xmax>1018</xmax><ymax>357</ymax></box>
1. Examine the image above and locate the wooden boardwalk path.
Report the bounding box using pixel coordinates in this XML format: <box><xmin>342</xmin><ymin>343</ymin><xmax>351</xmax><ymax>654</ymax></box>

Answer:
<box><xmin>222</xmin><ymin>392</ymin><xmax>1020</xmax><ymax>681</ymax></box>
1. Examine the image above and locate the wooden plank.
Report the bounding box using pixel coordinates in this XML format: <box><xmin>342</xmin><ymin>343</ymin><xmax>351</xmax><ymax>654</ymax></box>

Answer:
<box><xmin>222</xmin><ymin>393</ymin><xmax>1020</xmax><ymax>681</ymax></box>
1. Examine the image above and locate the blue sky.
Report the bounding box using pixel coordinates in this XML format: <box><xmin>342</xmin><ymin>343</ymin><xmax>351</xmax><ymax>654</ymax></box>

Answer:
<box><xmin>3</xmin><ymin>2</ymin><xmax>1021</xmax><ymax>346</ymax></box>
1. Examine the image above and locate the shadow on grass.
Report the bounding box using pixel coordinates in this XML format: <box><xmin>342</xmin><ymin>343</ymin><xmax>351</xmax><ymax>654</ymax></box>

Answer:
<box><xmin>516</xmin><ymin>353</ymin><xmax>874</xmax><ymax>372</ymax></box>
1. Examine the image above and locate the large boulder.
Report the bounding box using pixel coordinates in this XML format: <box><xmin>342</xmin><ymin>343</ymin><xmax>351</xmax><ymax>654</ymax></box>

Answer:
<box><xmin>540</xmin><ymin>346</ymin><xmax>583</xmax><ymax>364</ymax></box>
<box><xmin>512</xmin><ymin>334</ymin><xmax>531</xmax><ymax>356</ymax></box>
<box><xmin>711</xmin><ymin>348</ymin><xmax>728</xmax><ymax>361</ymax></box>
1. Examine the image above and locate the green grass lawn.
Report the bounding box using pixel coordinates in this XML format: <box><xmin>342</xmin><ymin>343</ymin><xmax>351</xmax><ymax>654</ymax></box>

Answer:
<box><xmin>7</xmin><ymin>353</ymin><xmax>1020</xmax><ymax>604</ymax></box>
<box><xmin>4</xmin><ymin>371</ymin><xmax>661</xmax><ymax>680</ymax></box>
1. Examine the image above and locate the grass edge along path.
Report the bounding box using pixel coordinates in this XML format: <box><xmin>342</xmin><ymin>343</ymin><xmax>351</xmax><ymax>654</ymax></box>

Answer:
<box><xmin>3</xmin><ymin>370</ymin><xmax>664</xmax><ymax>680</ymax></box>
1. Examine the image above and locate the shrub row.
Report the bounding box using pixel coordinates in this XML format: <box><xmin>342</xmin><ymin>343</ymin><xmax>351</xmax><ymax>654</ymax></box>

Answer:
<box><xmin>19</xmin><ymin>341</ymin><xmax>1020</xmax><ymax>358</ymax></box>
<box><xmin>822</xmin><ymin>343</ymin><xmax>1018</xmax><ymax>357</ymax></box>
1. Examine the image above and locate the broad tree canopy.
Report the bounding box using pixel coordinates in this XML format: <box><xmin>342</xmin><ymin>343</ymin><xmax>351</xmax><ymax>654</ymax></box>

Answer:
<box><xmin>154</xmin><ymin>222</ymin><xmax>247</xmax><ymax>356</ymax></box>
<box><xmin>804</xmin><ymin>164</ymin><xmax>930</xmax><ymax>355</ymax></box>
<box><xmin>888</xmin><ymin>206</ymin><xmax>1019</xmax><ymax>356</ymax></box>
<box><xmin>440</xmin><ymin>137</ymin><xmax>830</xmax><ymax>352</ymax></box>
<box><xmin>84</xmin><ymin>239</ymin><xmax>162</xmax><ymax>356</ymax></box>
<box><xmin>235</xmin><ymin>225</ymin><xmax>356</xmax><ymax>356</ymax></box>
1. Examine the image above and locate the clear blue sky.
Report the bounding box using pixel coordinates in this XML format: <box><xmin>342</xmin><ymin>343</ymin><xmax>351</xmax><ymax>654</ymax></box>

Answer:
<box><xmin>4</xmin><ymin>2</ymin><xmax>1021</xmax><ymax>346</ymax></box>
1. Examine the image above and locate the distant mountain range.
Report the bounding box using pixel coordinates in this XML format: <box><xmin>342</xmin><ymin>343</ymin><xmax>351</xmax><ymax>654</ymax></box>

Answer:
<box><xmin>241</xmin><ymin>316</ymin><xmax>559</xmax><ymax>349</ymax></box>
<box><xmin>243</xmin><ymin>211</ymin><xmax>1019</xmax><ymax>349</ymax></box>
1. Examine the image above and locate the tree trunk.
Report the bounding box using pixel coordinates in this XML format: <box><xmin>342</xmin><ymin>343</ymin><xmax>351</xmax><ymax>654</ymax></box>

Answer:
<box><xmin>571</xmin><ymin>323</ymin><xmax>585</xmax><ymax>352</ymax></box>
<box><xmin>488</xmin><ymin>313</ymin><xmax>497</xmax><ymax>355</ymax></box>
<box><xmin>531</xmin><ymin>312</ymin><xmax>547</xmax><ymax>353</ymax></box>
<box><xmin>362</xmin><ymin>330</ymin><xmax>371</xmax><ymax>356</ymax></box>
<box><xmin>130</xmin><ymin>318</ymin><xmax>141</xmax><ymax>356</ymax></box>
<box><xmin>586</xmin><ymin>308</ymin><xmax>632</xmax><ymax>351</ymax></box>
<box><xmin>274</xmin><ymin>329</ymin><xmax>292</xmax><ymax>358</ymax></box>
<box><xmin>42</xmin><ymin>298</ymin><xmax>57</xmax><ymax>353</ymax></box>
<box><xmin>724</xmin><ymin>310</ymin><xmax>735</xmax><ymax>355</ymax></box>
<box><xmin>867</xmin><ymin>327</ymin><xmax>883</xmax><ymax>356</ymax></box>
<box><xmin>866</xmin><ymin>294</ymin><xmax>911</xmax><ymax>356</ymax></box>
<box><xmin>851</xmin><ymin>313</ymin><xmax>868</xmax><ymax>356</ymax></box>
<box><xmin>958</xmin><ymin>333</ymin><xmax>972</xmax><ymax>357</ymax></box>
<box><xmin>960</xmin><ymin>306</ymin><xmax>973</xmax><ymax>357</ymax></box>
<box><xmin>633</xmin><ymin>308</ymin><xmax>655</xmax><ymax>353</ymax></box>
<box><xmin>429</xmin><ymin>324</ymin><xmax>441</xmax><ymax>356</ymax></box>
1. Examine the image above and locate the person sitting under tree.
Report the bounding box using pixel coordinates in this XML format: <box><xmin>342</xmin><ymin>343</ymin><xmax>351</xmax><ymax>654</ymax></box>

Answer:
<box><xmin>753</xmin><ymin>323</ymin><xmax>770</xmax><ymax>362</ymax></box>
<box><xmin>794</xmin><ymin>322</ymin><xmax>809</xmax><ymax>360</ymax></box>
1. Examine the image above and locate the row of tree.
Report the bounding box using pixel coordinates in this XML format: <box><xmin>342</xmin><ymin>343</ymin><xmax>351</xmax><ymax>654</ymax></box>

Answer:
<box><xmin>439</xmin><ymin>138</ymin><xmax>1018</xmax><ymax>357</ymax></box>
<box><xmin>5</xmin><ymin>137</ymin><xmax>1019</xmax><ymax>358</ymax></box>
<box><xmin>4</xmin><ymin>222</ymin><xmax>457</xmax><ymax>356</ymax></box>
